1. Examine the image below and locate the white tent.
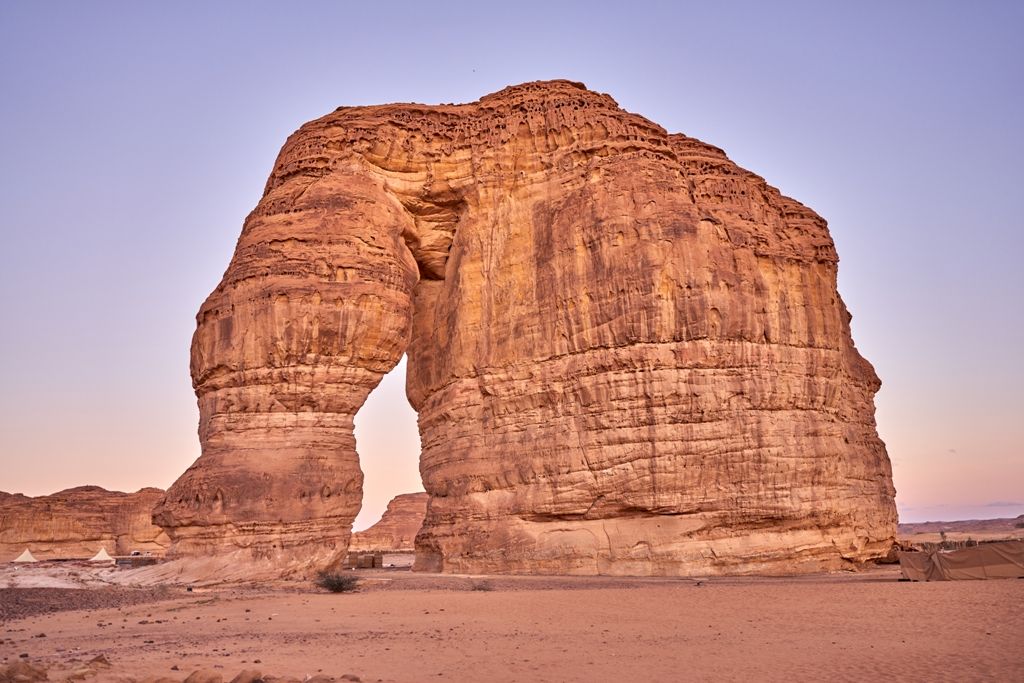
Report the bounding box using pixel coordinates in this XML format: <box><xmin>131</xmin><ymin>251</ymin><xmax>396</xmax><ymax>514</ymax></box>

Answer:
<box><xmin>13</xmin><ymin>549</ymin><xmax>38</xmax><ymax>563</ymax></box>
<box><xmin>89</xmin><ymin>547</ymin><xmax>114</xmax><ymax>562</ymax></box>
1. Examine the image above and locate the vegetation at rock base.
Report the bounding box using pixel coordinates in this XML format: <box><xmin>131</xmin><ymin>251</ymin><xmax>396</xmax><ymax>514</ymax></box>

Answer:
<box><xmin>315</xmin><ymin>571</ymin><xmax>359</xmax><ymax>593</ymax></box>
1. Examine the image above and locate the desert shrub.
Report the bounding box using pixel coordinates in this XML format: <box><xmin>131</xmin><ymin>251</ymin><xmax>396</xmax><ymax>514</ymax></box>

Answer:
<box><xmin>316</xmin><ymin>571</ymin><xmax>359</xmax><ymax>593</ymax></box>
<box><xmin>471</xmin><ymin>581</ymin><xmax>493</xmax><ymax>592</ymax></box>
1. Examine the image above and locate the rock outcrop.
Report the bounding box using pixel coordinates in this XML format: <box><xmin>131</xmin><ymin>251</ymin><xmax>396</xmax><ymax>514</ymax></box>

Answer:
<box><xmin>350</xmin><ymin>493</ymin><xmax>428</xmax><ymax>552</ymax></box>
<box><xmin>0</xmin><ymin>486</ymin><xmax>169</xmax><ymax>561</ymax></box>
<box><xmin>156</xmin><ymin>80</ymin><xmax>896</xmax><ymax>575</ymax></box>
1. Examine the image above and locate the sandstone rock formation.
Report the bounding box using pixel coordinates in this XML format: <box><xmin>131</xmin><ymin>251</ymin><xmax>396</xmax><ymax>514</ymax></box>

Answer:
<box><xmin>350</xmin><ymin>493</ymin><xmax>428</xmax><ymax>552</ymax></box>
<box><xmin>156</xmin><ymin>80</ymin><xmax>896</xmax><ymax>575</ymax></box>
<box><xmin>0</xmin><ymin>486</ymin><xmax>169</xmax><ymax>561</ymax></box>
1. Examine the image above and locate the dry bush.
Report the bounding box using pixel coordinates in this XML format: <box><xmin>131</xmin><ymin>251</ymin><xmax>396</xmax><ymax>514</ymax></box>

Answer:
<box><xmin>316</xmin><ymin>571</ymin><xmax>359</xmax><ymax>593</ymax></box>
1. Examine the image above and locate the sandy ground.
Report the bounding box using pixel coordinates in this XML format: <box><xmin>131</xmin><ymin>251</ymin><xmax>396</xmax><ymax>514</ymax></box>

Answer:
<box><xmin>1</xmin><ymin>566</ymin><xmax>1022</xmax><ymax>682</ymax></box>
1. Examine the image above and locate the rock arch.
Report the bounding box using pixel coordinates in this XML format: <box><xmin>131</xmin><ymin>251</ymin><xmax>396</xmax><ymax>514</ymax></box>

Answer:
<box><xmin>153</xmin><ymin>81</ymin><xmax>896</xmax><ymax>575</ymax></box>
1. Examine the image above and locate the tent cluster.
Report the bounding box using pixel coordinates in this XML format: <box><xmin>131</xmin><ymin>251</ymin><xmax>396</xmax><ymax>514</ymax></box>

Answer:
<box><xmin>10</xmin><ymin>548</ymin><xmax>116</xmax><ymax>563</ymax></box>
<box><xmin>898</xmin><ymin>540</ymin><xmax>1024</xmax><ymax>581</ymax></box>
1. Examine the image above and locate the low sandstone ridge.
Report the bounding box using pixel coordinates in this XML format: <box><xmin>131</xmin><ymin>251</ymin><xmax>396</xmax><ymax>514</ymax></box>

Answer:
<box><xmin>156</xmin><ymin>79</ymin><xmax>896</xmax><ymax>575</ymax></box>
<box><xmin>350</xmin><ymin>493</ymin><xmax>427</xmax><ymax>552</ymax></box>
<box><xmin>0</xmin><ymin>486</ymin><xmax>169</xmax><ymax>561</ymax></box>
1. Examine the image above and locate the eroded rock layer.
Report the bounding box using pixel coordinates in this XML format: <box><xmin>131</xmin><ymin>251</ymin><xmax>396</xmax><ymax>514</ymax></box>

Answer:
<box><xmin>0</xmin><ymin>487</ymin><xmax>169</xmax><ymax>560</ymax></box>
<box><xmin>350</xmin><ymin>493</ymin><xmax>428</xmax><ymax>552</ymax></box>
<box><xmin>159</xmin><ymin>80</ymin><xmax>896</xmax><ymax>574</ymax></box>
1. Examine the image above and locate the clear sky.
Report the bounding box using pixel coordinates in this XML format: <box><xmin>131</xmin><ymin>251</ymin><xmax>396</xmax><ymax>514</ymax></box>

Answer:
<box><xmin>0</xmin><ymin>1</ymin><xmax>1020</xmax><ymax>527</ymax></box>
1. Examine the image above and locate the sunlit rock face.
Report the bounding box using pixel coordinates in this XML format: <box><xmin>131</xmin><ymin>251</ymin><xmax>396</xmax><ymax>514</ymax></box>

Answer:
<box><xmin>0</xmin><ymin>487</ymin><xmax>169</xmax><ymax>560</ymax></box>
<box><xmin>156</xmin><ymin>80</ymin><xmax>896</xmax><ymax>575</ymax></box>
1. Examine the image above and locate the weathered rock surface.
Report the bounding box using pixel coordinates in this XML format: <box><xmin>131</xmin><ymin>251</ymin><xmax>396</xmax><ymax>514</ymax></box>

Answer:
<box><xmin>0</xmin><ymin>486</ymin><xmax>169</xmax><ymax>560</ymax></box>
<box><xmin>350</xmin><ymin>493</ymin><xmax>427</xmax><ymax>552</ymax></box>
<box><xmin>157</xmin><ymin>80</ymin><xmax>896</xmax><ymax>575</ymax></box>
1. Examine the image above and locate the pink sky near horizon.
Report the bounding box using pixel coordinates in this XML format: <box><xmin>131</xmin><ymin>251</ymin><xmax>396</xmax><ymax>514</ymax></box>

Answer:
<box><xmin>0</xmin><ymin>2</ymin><xmax>1021</xmax><ymax>529</ymax></box>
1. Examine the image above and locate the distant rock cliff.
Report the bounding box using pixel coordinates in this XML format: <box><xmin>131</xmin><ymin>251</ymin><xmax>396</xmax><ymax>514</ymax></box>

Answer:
<box><xmin>350</xmin><ymin>493</ymin><xmax>428</xmax><ymax>552</ymax></box>
<box><xmin>0</xmin><ymin>486</ymin><xmax>169</xmax><ymax>560</ymax></box>
<box><xmin>156</xmin><ymin>80</ymin><xmax>896</xmax><ymax>575</ymax></box>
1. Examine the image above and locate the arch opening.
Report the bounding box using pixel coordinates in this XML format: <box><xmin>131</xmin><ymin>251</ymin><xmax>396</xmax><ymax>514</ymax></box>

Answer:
<box><xmin>352</xmin><ymin>354</ymin><xmax>424</xmax><ymax>532</ymax></box>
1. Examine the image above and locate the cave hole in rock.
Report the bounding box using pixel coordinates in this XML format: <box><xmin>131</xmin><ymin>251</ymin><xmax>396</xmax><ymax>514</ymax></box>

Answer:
<box><xmin>351</xmin><ymin>354</ymin><xmax>424</xmax><ymax>532</ymax></box>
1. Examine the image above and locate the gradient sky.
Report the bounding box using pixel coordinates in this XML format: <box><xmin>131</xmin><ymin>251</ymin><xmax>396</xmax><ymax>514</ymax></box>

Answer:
<box><xmin>0</xmin><ymin>1</ymin><xmax>1021</xmax><ymax>528</ymax></box>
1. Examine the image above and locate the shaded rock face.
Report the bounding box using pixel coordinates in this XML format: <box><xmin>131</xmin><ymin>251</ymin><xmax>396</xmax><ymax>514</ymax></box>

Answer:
<box><xmin>157</xmin><ymin>80</ymin><xmax>896</xmax><ymax>575</ymax></box>
<box><xmin>350</xmin><ymin>493</ymin><xmax>428</xmax><ymax>552</ymax></box>
<box><xmin>0</xmin><ymin>486</ymin><xmax>169</xmax><ymax>560</ymax></box>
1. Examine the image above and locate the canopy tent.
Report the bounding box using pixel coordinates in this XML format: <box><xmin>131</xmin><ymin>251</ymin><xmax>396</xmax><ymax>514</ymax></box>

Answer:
<box><xmin>899</xmin><ymin>540</ymin><xmax>1024</xmax><ymax>581</ymax></box>
<box><xmin>13</xmin><ymin>549</ymin><xmax>38</xmax><ymax>563</ymax></box>
<box><xmin>89</xmin><ymin>547</ymin><xmax>114</xmax><ymax>562</ymax></box>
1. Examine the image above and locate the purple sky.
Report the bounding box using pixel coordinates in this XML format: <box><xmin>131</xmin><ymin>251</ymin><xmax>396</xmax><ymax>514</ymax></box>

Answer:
<box><xmin>0</xmin><ymin>1</ymin><xmax>1021</xmax><ymax>527</ymax></box>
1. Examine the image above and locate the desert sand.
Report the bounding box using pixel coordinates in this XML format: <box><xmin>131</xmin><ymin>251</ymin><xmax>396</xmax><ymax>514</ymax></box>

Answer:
<box><xmin>2</xmin><ymin>565</ymin><xmax>1021</xmax><ymax>682</ymax></box>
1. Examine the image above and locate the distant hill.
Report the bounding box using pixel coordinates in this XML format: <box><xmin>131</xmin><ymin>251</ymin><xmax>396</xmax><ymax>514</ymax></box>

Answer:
<box><xmin>0</xmin><ymin>486</ymin><xmax>169</xmax><ymax>561</ymax></box>
<box><xmin>898</xmin><ymin>515</ymin><xmax>1024</xmax><ymax>544</ymax></box>
<box><xmin>350</xmin><ymin>493</ymin><xmax>427</xmax><ymax>552</ymax></box>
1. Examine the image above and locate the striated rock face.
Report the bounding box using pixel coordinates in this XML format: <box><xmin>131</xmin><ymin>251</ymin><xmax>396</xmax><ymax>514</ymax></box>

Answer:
<box><xmin>158</xmin><ymin>80</ymin><xmax>896</xmax><ymax>575</ymax></box>
<box><xmin>0</xmin><ymin>486</ymin><xmax>169</xmax><ymax>560</ymax></box>
<box><xmin>350</xmin><ymin>493</ymin><xmax>428</xmax><ymax>552</ymax></box>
